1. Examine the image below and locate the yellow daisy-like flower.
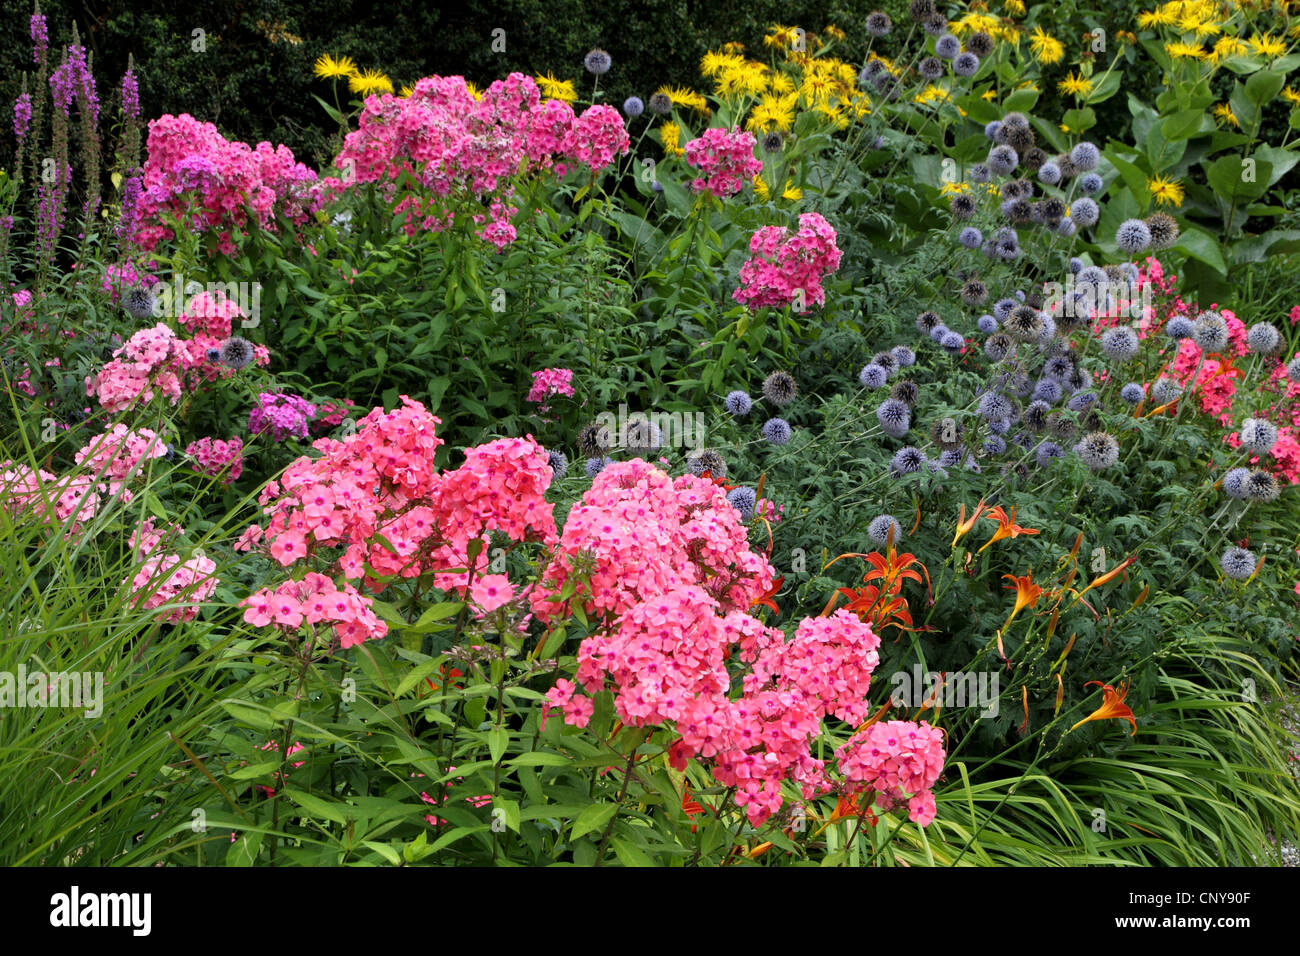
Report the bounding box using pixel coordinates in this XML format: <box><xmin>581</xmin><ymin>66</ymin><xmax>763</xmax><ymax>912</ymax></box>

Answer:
<box><xmin>1029</xmin><ymin>27</ymin><xmax>1065</xmax><ymax>64</ymax></box>
<box><xmin>716</xmin><ymin>62</ymin><xmax>769</xmax><ymax>98</ymax></box>
<box><xmin>984</xmin><ymin>181</ymin><xmax>1002</xmax><ymax>195</ymax></box>
<box><xmin>1004</xmin><ymin>0</ymin><xmax>1026</xmax><ymax>15</ymax></box>
<box><xmin>535</xmin><ymin>72</ymin><xmax>577</xmax><ymax>103</ymax></box>
<box><xmin>658</xmin><ymin>120</ymin><xmax>685</xmax><ymax>157</ymax></box>
<box><xmin>1247</xmin><ymin>33</ymin><xmax>1287</xmax><ymax>57</ymax></box>
<box><xmin>465</xmin><ymin>81</ymin><xmax>483</xmax><ymax>101</ymax></box>
<box><xmin>701</xmin><ymin>50</ymin><xmax>746</xmax><ymax>77</ymax></box>
<box><xmin>764</xmin><ymin>25</ymin><xmax>802</xmax><ymax>50</ymax></box>
<box><xmin>953</xmin><ymin>12</ymin><xmax>1000</xmax><ymax>35</ymax></box>
<box><xmin>1117</xmin><ymin>30</ymin><xmax>1138</xmax><ymax>45</ymax></box>
<box><xmin>349</xmin><ymin>68</ymin><xmax>394</xmax><ymax>96</ymax></box>
<box><xmin>915</xmin><ymin>84</ymin><xmax>954</xmax><ymax>106</ymax></box>
<box><xmin>1137</xmin><ymin>7</ymin><xmax>1177</xmax><ymax>29</ymax></box>
<box><xmin>1146</xmin><ymin>175</ymin><xmax>1185</xmax><ymax>206</ymax></box>
<box><xmin>656</xmin><ymin>85</ymin><xmax>710</xmax><ymax>114</ymax></box>
<box><xmin>1166</xmin><ymin>40</ymin><xmax>1205</xmax><ymax>58</ymax></box>
<box><xmin>768</xmin><ymin>71</ymin><xmax>795</xmax><ymax>94</ymax></box>
<box><xmin>982</xmin><ymin>89</ymin><xmax>998</xmax><ymax>101</ymax></box>
<box><xmin>1016</xmin><ymin>80</ymin><xmax>1039</xmax><ymax>92</ymax></box>
<box><xmin>1210</xmin><ymin>36</ymin><xmax>1248</xmax><ymax>61</ymax></box>
<box><xmin>1058</xmin><ymin>71</ymin><xmax>1094</xmax><ymax>98</ymax></box>
<box><xmin>1282</xmin><ymin>86</ymin><xmax>1300</xmax><ymax>106</ymax></box>
<box><xmin>313</xmin><ymin>54</ymin><xmax>358</xmax><ymax>80</ymax></box>
<box><xmin>1212</xmin><ymin>102</ymin><xmax>1240</xmax><ymax>127</ymax></box>
<box><xmin>398</xmin><ymin>84</ymin><xmax>414</xmax><ymax>98</ymax></box>
<box><xmin>752</xmin><ymin>175</ymin><xmax>770</xmax><ymax>200</ymax></box>
<box><xmin>824</xmin><ymin>25</ymin><xmax>846</xmax><ymax>42</ymax></box>
<box><xmin>723</xmin><ymin>41</ymin><xmax>746</xmax><ymax>54</ymax></box>
<box><xmin>1059</xmin><ymin>123</ymin><xmax>1072</xmax><ymax>133</ymax></box>
<box><xmin>940</xmin><ymin>181</ymin><xmax>971</xmax><ymax>196</ymax></box>
<box><xmin>781</xmin><ymin>180</ymin><xmax>803</xmax><ymax>200</ymax></box>
<box><xmin>800</xmin><ymin>72</ymin><xmax>838</xmax><ymax>105</ymax></box>
<box><xmin>813</xmin><ymin>101</ymin><xmax>849</xmax><ymax>128</ymax></box>
<box><xmin>745</xmin><ymin>92</ymin><xmax>798</xmax><ymax>132</ymax></box>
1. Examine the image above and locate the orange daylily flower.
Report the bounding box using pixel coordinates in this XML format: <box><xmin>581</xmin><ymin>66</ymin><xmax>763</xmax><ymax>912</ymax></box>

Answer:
<box><xmin>1069</xmin><ymin>680</ymin><xmax>1137</xmax><ymax>736</ymax></box>
<box><xmin>977</xmin><ymin>506</ymin><xmax>1040</xmax><ymax>552</ymax></box>
<box><xmin>1077</xmin><ymin>554</ymin><xmax>1137</xmax><ymax>598</ymax></box>
<box><xmin>952</xmin><ymin>498</ymin><xmax>988</xmax><ymax>548</ymax></box>
<box><xmin>750</xmin><ymin>575</ymin><xmax>785</xmax><ymax>617</ymax></box>
<box><xmin>1002</xmin><ymin>570</ymin><xmax>1044</xmax><ymax>626</ymax></box>
<box><xmin>862</xmin><ymin>545</ymin><xmax>927</xmax><ymax>595</ymax></box>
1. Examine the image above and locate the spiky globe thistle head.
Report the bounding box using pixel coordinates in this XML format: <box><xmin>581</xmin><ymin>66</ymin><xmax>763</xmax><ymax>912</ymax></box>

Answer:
<box><xmin>1045</xmin><ymin>412</ymin><xmax>1076</xmax><ymax>441</ymax></box>
<box><xmin>872</xmin><ymin>351</ymin><xmax>899</xmax><ymax>374</ymax></box>
<box><xmin>724</xmin><ymin>390</ymin><xmax>754</xmax><ymax>417</ymax></box>
<box><xmin>1044</xmin><ymin>355</ymin><xmax>1076</xmax><ymax>380</ymax></box>
<box><xmin>585</xmin><ymin>456</ymin><xmax>614</xmax><ymax>479</ymax></box>
<box><xmin>1024</xmin><ymin>400</ymin><xmax>1052</xmax><ymax>430</ymax></box>
<box><xmin>1057</xmin><ymin>217</ymin><xmax>1078</xmax><ymax>238</ymax></box>
<box><xmin>992</xmin><ymin>297</ymin><xmax>1018</xmax><ymax>322</ymax></box>
<box><xmin>727</xmin><ymin>485</ymin><xmax>757</xmax><ymax>520</ymax></box>
<box><xmin>1164</xmin><ymin>315</ymin><xmax>1193</xmax><ymax>339</ymax></box>
<box><xmin>1243</xmin><ymin>468</ymin><xmax>1279</xmax><ymax>503</ymax></box>
<box><xmin>984</xmin><ymin>332</ymin><xmax>1013</xmax><ymax>361</ymax></box>
<box><xmin>648</xmin><ymin>91</ymin><xmax>673</xmax><ymax>114</ymax></box>
<box><xmin>1057</xmin><ymin>155</ymin><xmax>1079</xmax><ymax>179</ymax></box>
<box><xmin>977</xmin><ymin>314</ymin><xmax>998</xmax><ymax>334</ymax></box>
<box><xmin>546</xmin><ymin>449</ymin><xmax>569</xmax><ymax>478</ymax></box>
<box><xmin>761</xmin><ymin>130</ymin><xmax>785</xmax><ymax>153</ymax></box>
<box><xmin>1074</xmin><ymin>174</ymin><xmax>1103</xmax><ymax>198</ymax></box>
<box><xmin>1000</xmin><ymin>111</ymin><xmax>1030</xmax><ymax>131</ymax></box>
<box><xmin>1040</xmin><ymin>196</ymin><xmax>1066</xmax><ymax>222</ymax></box>
<box><xmin>1288</xmin><ymin>356</ymin><xmax>1300</xmax><ymax>381</ymax></box>
<box><xmin>124</xmin><ymin>286</ymin><xmax>157</xmax><ymax>320</ymax></box>
<box><xmin>205</xmin><ymin>346</ymin><xmax>221</xmax><ymax>362</ymax></box>
<box><xmin>1239</xmin><ymin>418</ymin><xmax>1278</xmax><ymax>455</ymax></box>
<box><xmin>1037</xmin><ymin>161</ymin><xmax>1062</xmax><ymax>186</ymax></box>
<box><xmin>686</xmin><ymin>448</ymin><xmax>728</xmax><ymax>479</ymax></box>
<box><xmin>1003</xmin><ymin>199</ymin><xmax>1032</xmax><ymax>223</ymax></box>
<box><xmin>1035</xmin><ymin>440</ymin><xmax>1065</xmax><ymax>468</ymax></box>
<box><xmin>1246</xmin><ymin>322</ymin><xmax>1280</xmax><ymax>355</ymax></box>
<box><xmin>916</xmin><ymin>310</ymin><xmax>942</xmax><ymax>333</ymax></box>
<box><xmin>867</xmin><ymin>514</ymin><xmax>904</xmax><ymax>546</ymax></box>
<box><xmin>892</xmin><ymin>345</ymin><xmax>916</xmax><ymax>367</ymax></box>
<box><xmin>967</xmin><ymin>31</ymin><xmax>994</xmax><ymax>57</ymax></box>
<box><xmin>762</xmin><ymin>417</ymin><xmax>792</xmax><ymax>445</ymax></box>
<box><xmin>578</xmin><ymin>421</ymin><xmax>612</xmax><ymax>457</ymax></box>
<box><xmin>866</xmin><ymin>11</ymin><xmax>893</xmax><ymax>36</ymax></box>
<box><xmin>1000</xmin><ymin>177</ymin><xmax>1031</xmax><ymax>199</ymax></box>
<box><xmin>1070</xmin><ymin>197</ymin><xmax>1100</xmax><ymax>227</ymax></box>
<box><xmin>891</xmin><ymin>445</ymin><xmax>927</xmax><ymax>475</ymax></box>
<box><xmin>941</xmin><ymin>330</ymin><xmax>966</xmax><ymax>354</ymax></box>
<box><xmin>987</xmin><ymin>145</ymin><xmax>1018</xmax><ymax>176</ymax></box>
<box><xmin>1223</xmin><ymin>466</ymin><xmax>1251</xmax><ymax>499</ymax></box>
<box><xmin>936</xmin><ymin>447</ymin><xmax>963</xmax><ymax>467</ymax></box>
<box><xmin>959</xmin><ymin>226</ymin><xmax>983</xmax><ymax>249</ymax></box>
<box><xmin>1074</xmin><ymin>430</ymin><xmax>1119</xmax><ymax>469</ymax></box>
<box><xmin>929</xmin><ymin>323</ymin><xmax>951</xmax><ymax>343</ymax></box>
<box><xmin>960</xmin><ymin>278</ymin><xmax>988</xmax><ymax>305</ymax></box>
<box><xmin>1069</xmin><ymin>141</ymin><xmax>1100</xmax><ymax>171</ymax></box>
<box><xmin>922</xmin><ymin>12</ymin><xmax>949</xmax><ymax>35</ymax></box>
<box><xmin>950</xmin><ymin>193</ymin><xmax>977</xmax><ymax>220</ymax></box>
<box><xmin>1033</xmin><ymin>378</ymin><xmax>1063</xmax><ymax>404</ymax></box>
<box><xmin>219</xmin><ymin>336</ymin><xmax>255</xmax><ymax>370</ymax></box>
<box><xmin>1100</xmin><ymin>326</ymin><xmax>1140</xmax><ymax>361</ymax></box>
<box><xmin>1150</xmin><ymin>378</ymin><xmax>1182</xmax><ymax>404</ymax></box>
<box><xmin>1116</xmin><ymin>218</ymin><xmax>1151</xmax><ymax>254</ymax></box>
<box><xmin>583</xmin><ymin>48</ymin><xmax>612</xmax><ymax>74</ymax></box>
<box><xmin>995</xmin><ymin>237</ymin><xmax>1021</xmax><ymax>261</ymax></box>
<box><xmin>1192</xmin><ymin>313</ymin><xmax>1229</xmax><ymax>351</ymax></box>
<box><xmin>1066</xmin><ymin>391</ymin><xmax>1099</xmax><ymax>413</ymax></box>
<box><xmin>935</xmin><ymin>33</ymin><xmax>961</xmax><ymax>58</ymax></box>
<box><xmin>908</xmin><ymin>0</ymin><xmax>936</xmax><ymax>19</ymax></box>
<box><xmin>762</xmin><ymin>371</ymin><xmax>797</xmax><ymax>407</ymax></box>
<box><xmin>954</xmin><ymin>51</ymin><xmax>980</xmax><ymax>75</ymax></box>
<box><xmin>621</xmin><ymin>96</ymin><xmax>645</xmax><ymax>118</ymax></box>
<box><xmin>625</xmin><ymin>418</ymin><xmax>662</xmax><ymax>455</ymax></box>
<box><xmin>989</xmin><ymin>418</ymin><xmax>1011</xmax><ymax>435</ymax></box>
<box><xmin>1220</xmin><ymin>546</ymin><xmax>1257</xmax><ymax>581</ymax></box>
<box><xmin>877</xmin><ymin>398</ymin><xmax>911</xmax><ymax>435</ymax></box>
<box><xmin>978</xmin><ymin>390</ymin><xmax>1012</xmax><ymax>422</ymax></box>
<box><xmin>1022</xmin><ymin>147</ymin><xmax>1048</xmax><ymax>172</ymax></box>
<box><xmin>919</xmin><ymin>55</ymin><xmax>944</xmax><ymax>79</ymax></box>
<box><xmin>1120</xmin><ymin>382</ymin><xmax>1146</xmax><ymax>405</ymax></box>
<box><xmin>859</xmin><ymin>363</ymin><xmax>888</xmax><ymax>388</ymax></box>
<box><xmin>890</xmin><ymin>380</ymin><xmax>919</xmax><ymax>406</ymax></box>
<box><xmin>1005</xmin><ymin>305</ymin><xmax>1045</xmax><ymax>342</ymax></box>
<box><xmin>1144</xmin><ymin>212</ymin><xmax>1179</xmax><ymax>250</ymax></box>
<box><xmin>1005</xmin><ymin>125</ymin><xmax>1035</xmax><ymax>154</ymax></box>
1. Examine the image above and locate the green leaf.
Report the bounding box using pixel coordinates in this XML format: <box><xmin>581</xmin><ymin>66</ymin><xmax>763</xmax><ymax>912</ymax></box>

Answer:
<box><xmin>1002</xmin><ymin>88</ymin><xmax>1039</xmax><ymax>113</ymax></box>
<box><xmin>1174</xmin><ymin>228</ymin><xmax>1228</xmax><ymax>276</ymax></box>
<box><xmin>284</xmin><ymin>789</ymin><xmax>355</xmax><ymax>825</ymax></box>
<box><xmin>227</xmin><ymin>762</ymin><xmax>279</xmax><ymax>780</ymax></box>
<box><xmin>487</xmin><ymin>726</ymin><xmax>509</xmax><ymax>765</ymax></box>
<box><xmin>1245</xmin><ymin>68</ymin><xmax>1286</xmax><ymax>107</ymax></box>
<box><xmin>571</xmin><ymin>802</ymin><xmax>618</xmax><ymax>840</ymax></box>
<box><xmin>612</xmin><ymin>837</ymin><xmax>656</xmax><ymax>867</ymax></box>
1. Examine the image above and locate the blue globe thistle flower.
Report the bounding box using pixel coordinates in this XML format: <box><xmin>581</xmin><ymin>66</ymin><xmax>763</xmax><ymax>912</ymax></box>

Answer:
<box><xmin>866</xmin><ymin>11</ymin><xmax>893</xmax><ymax>37</ymax></box>
<box><xmin>1038</xmin><ymin>313</ymin><xmax>1057</xmax><ymax>341</ymax></box>
<box><xmin>1220</xmin><ymin>546</ymin><xmax>1257</xmax><ymax>581</ymax></box>
<box><xmin>954</xmin><ymin>52</ymin><xmax>979</xmax><ymax>75</ymax></box>
<box><xmin>993</xmin><ymin>298</ymin><xmax>1018</xmax><ymax>322</ymax></box>
<box><xmin>1244</xmin><ymin>469</ymin><xmax>1280</xmax><ymax>503</ymax></box>
<box><xmin>1240</xmin><ymin>418</ymin><xmax>1278</xmax><ymax>455</ymax></box>
<box><xmin>585</xmin><ymin>456</ymin><xmax>614</xmax><ymax>479</ymax></box>
<box><xmin>1078</xmin><ymin>172</ymin><xmax>1104</xmax><ymax>195</ymax></box>
<box><xmin>964</xmin><ymin>455</ymin><xmax>982</xmax><ymax>472</ymax></box>
<box><xmin>1120</xmin><ymin>383</ymin><xmax>1145</xmax><ymax>404</ymax></box>
<box><xmin>1151</xmin><ymin>378</ymin><xmax>1182</xmax><ymax>404</ymax></box>
<box><xmin>762</xmin><ymin>417</ymin><xmax>792</xmax><ymax>445</ymax></box>
<box><xmin>876</xmin><ymin>399</ymin><xmax>911</xmax><ymax>436</ymax></box>
<box><xmin>859</xmin><ymin>363</ymin><xmax>888</xmax><ymax>388</ymax></box>
<box><xmin>969</xmin><ymin>163</ymin><xmax>992</xmax><ymax>182</ymax></box>
<box><xmin>220</xmin><ymin>336</ymin><xmax>255</xmax><ymax>370</ymax></box>
<box><xmin>1069</xmin><ymin>256</ymin><xmax>1085</xmax><ymax>274</ymax></box>
<box><xmin>1044</xmin><ymin>356</ymin><xmax>1075</xmax><ymax>380</ymax></box>
<box><xmin>727</xmin><ymin>486</ymin><xmax>758</xmax><ymax>520</ymax></box>
<box><xmin>725</xmin><ymin>390</ymin><xmax>753</xmax><ymax>416</ymax></box>
<box><xmin>1101</xmin><ymin>326</ymin><xmax>1140</xmax><ymax>360</ymax></box>
<box><xmin>891</xmin><ymin>346</ymin><xmax>917</xmax><ymax>367</ymax></box>
<box><xmin>929</xmin><ymin>324</ymin><xmax>951</xmax><ymax>343</ymax></box>
<box><xmin>984</xmin><ymin>435</ymin><xmax>1007</xmax><ymax>455</ymax></box>
<box><xmin>1116</xmin><ymin>218</ymin><xmax>1151</xmax><ymax>254</ymax></box>
<box><xmin>978</xmin><ymin>391</ymin><xmax>1012</xmax><ymax>421</ymax></box>
<box><xmin>987</xmin><ymin>145</ymin><xmax>1018</xmax><ymax>176</ymax></box>
<box><xmin>935</xmin><ymin>34</ymin><xmax>961</xmax><ymax>58</ymax></box>
<box><xmin>205</xmin><ymin>347</ymin><xmax>221</xmax><ymax>362</ymax></box>
<box><xmin>919</xmin><ymin>56</ymin><xmax>944</xmax><ymax>79</ymax></box>
<box><xmin>622</xmin><ymin>96</ymin><xmax>644</xmax><ymax>117</ymax></box>
<box><xmin>1192</xmin><ymin>314</ymin><xmax>1229</xmax><ymax>351</ymax></box>
<box><xmin>995</xmin><ymin>238</ymin><xmax>1021</xmax><ymax>261</ymax></box>
<box><xmin>1034</xmin><ymin>378</ymin><xmax>1063</xmax><ymax>403</ymax></box>
<box><xmin>1288</xmin><ymin>356</ymin><xmax>1300</xmax><ymax>381</ymax></box>
<box><xmin>937</xmin><ymin>448</ymin><xmax>963</xmax><ymax>467</ymax></box>
<box><xmin>762</xmin><ymin>371</ymin><xmax>798</xmax><ymax>406</ymax></box>
<box><xmin>1058</xmin><ymin>218</ymin><xmax>1077</xmax><ymax>237</ymax></box>
<box><xmin>867</xmin><ymin>514</ymin><xmax>903</xmax><ymax>546</ymax></box>
<box><xmin>1076</xmin><ymin>265</ymin><xmax>1107</xmax><ymax>289</ymax></box>
<box><xmin>124</xmin><ymin>287</ymin><xmax>157</xmax><ymax>320</ymax></box>
<box><xmin>1038</xmin><ymin>161</ymin><xmax>1062</xmax><ymax>186</ymax></box>
<box><xmin>977</xmin><ymin>314</ymin><xmax>998</xmax><ymax>333</ymax></box>
<box><xmin>1074</xmin><ymin>430</ymin><xmax>1119</xmax><ymax>469</ymax></box>
<box><xmin>583</xmin><ymin>48</ymin><xmax>612</xmax><ymax>74</ymax></box>
<box><xmin>984</xmin><ymin>120</ymin><xmax>1003</xmax><ymax>141</ymax></box>
<box><xmin>686</xmin><ymin>449</ymin><xmax>728</xmax><ymax>478</ymax></box>
<box><xmin>1070</xmin><ymin>197</ymin><xmax>1100</xmax><ymax>227</ymax></box>
<box><xmin>1165</xmin><ymin>315</ymin><xmax>1193</xmax><ymax>338</ymax></box>
<box><xmin>1069</xmin><ymin>142</ymin><xmax>1100</xmax><ymax>171</ymax></box>
<box><xmin>1223</xmin><ymin>467</ymin><xmax>1251</xmax><ymax>499</ymax></box>
<box><xmin>1066</xmin><ymin>391</ymin><xmax>1098</xmax><ymax>412</ymax></box>
<box><xmin>547</xmin><ymin>449</ymin><xmax>569</xmax><ymax>478</ymax></box>
<box><xmin>989</xmin><ymin>418</ymin><xmax>1011</xmax><ymax>435</ymax></box>
<box><xmin>891</xmin><ymin>445</ymin><xmax>927</xmax><ymax>475</ymax></box>
<box><xmin>1035</xmin><ymin>441</ymin><xmax>1065</xmax><ymax>467</ymax></box>
<box><xmin>1246</xmin><ymin>322</ymin><xmax>1280</xmax><ymax>354</ymax></box>
<box><xmin>941</xmin><ymin>331</ymin><xmax>965</xmax><ymax>353</ymax></box>
<box><xmin>959</xmin><ymin>226</ymin><xmax>983</xmax><ymax>248</ymax></box>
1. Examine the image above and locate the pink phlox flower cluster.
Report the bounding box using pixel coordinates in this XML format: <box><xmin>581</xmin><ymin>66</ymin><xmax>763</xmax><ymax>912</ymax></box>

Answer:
<box><xmin>733</xmin><ymin>212</ymin><xmax>842</xmax><ymax>313</ymax></box>
<box><xmin>683</xmin><ymin>126</ymin><xmax>763</xmax><ymax>198</ymax></box>
<box><xmin>135</xmin><ymin>113</ymin><xmax>322</xmax><ymax>255</ymax></box>
<box><xmin>73</xmin><ymin>424</ymin><xmax>168</xmax><ymax>484</ymax></box>
<box><xmin>526</xmin><ymin>367</ymin><xmax>575</xmax><ymax>405</ymax></box>
<box><xmin>186</xmin><ymin>436</ymin><xmax>244</xmax><ymax>483</ymax></box>
<box><xmin>124</xmin><ymin>518</ymin><xmax>218</xmax><ymax>625</ymax></box>
<box><xmin>249</xmin><ymin>391</ymin><xmax>316</xmax><ymax>442</ymax></box>
<box><xmin>836</xmin><ymin>719</ymin><xmax>947</xmax><ymax>826</ymax></box>
<box><xmin>242</xmin><ymin>571</ymin><xmax>388</xmax><ymax>649</ymax></box>
<box><xmin>85</xmin><ymin>322</ymin><xmax>185</xmax><ymax>412</ymax></box>
<box><xmin>101</xmin><ymin>261</ymin><xmax>154</xmax><ymax>303</ymax></box>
